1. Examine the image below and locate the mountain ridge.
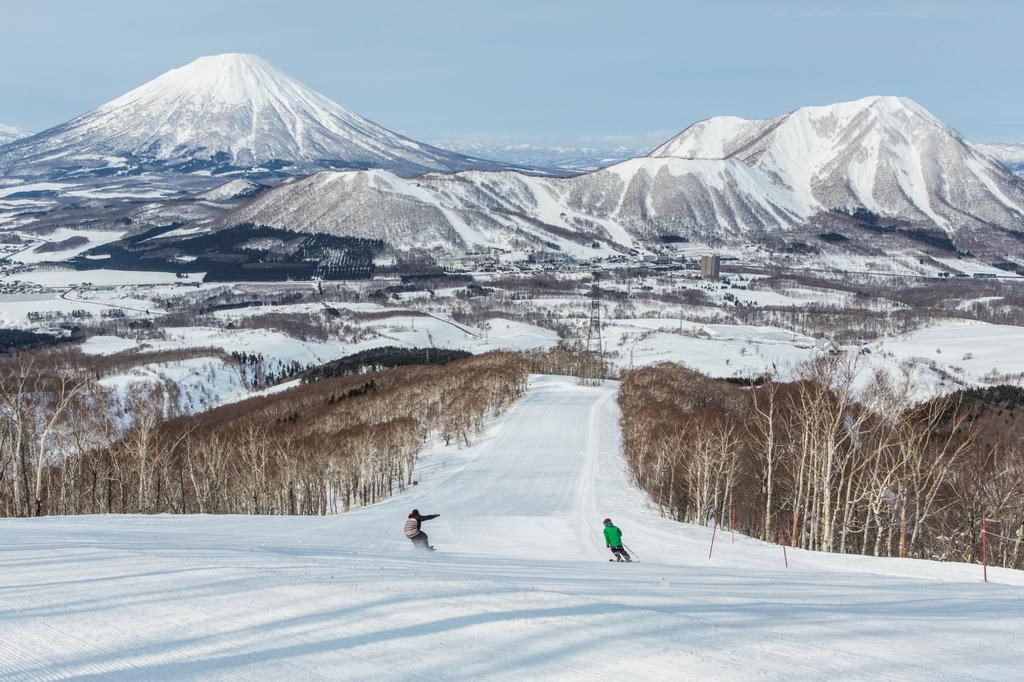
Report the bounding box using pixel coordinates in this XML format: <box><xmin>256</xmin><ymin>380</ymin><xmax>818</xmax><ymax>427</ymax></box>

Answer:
<box><xmin>978</xmin><ymin>142</ymin><xmax>1024</xmax><ymax>175</ymax></box>
<box><xmin>649</xmin><ymin>95</ymin><xmax>1024</xmax><ymax>239</ymax></box>
<box><xmin>224</xmin><ymin>96</ymin><xmax>1024</xmax><ymax>258</ymax></box>
<box><xmin>226</xmin><ymin>156</ymin><xmax>812</xmax><ymax>255</ymax></box>
<box><xmin>0</xmin><ymin>123</ymin><xmax>31</xmax><ymax>146</ymax></box>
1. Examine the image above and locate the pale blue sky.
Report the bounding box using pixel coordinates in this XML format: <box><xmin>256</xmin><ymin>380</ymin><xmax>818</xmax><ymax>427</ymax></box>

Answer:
<box><xmin>1</xmin><ymin>0</ymin><xmax>1021</xmax><ymax>145</ymax></box>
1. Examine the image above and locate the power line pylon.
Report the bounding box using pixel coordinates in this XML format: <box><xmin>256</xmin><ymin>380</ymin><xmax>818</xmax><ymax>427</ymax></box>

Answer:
<box><xmin>586</xmin><ymin>291</ymin><xmax>602</xmax><ymax>358</ymax></box>
<box><xmin>582</xmin><ymin>283</ymin><xmax>604</xmax><ymax>385</ymax></box>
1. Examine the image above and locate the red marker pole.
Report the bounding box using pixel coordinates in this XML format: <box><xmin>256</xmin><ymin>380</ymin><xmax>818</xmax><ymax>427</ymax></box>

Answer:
<box><xmin>982</xmin><ymin>514</ymin><xmax>988</xmax><ymax>583</ymax></box>
<box><xmin>779</xmin><ymin>526</ymin><xmax>789</xmax><ymax>568</ymax></box>
<box><xmin>708</xmin><ymin>516</ymin><xmax>719</xmax><ymax>561</ymax></box>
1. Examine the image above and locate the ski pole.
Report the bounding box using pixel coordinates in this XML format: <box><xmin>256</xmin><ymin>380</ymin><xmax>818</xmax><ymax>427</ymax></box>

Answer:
<box><xmin>622</xmin><ymin>543</ymin><xmax>639</xmax><ymax>560</ymax></box>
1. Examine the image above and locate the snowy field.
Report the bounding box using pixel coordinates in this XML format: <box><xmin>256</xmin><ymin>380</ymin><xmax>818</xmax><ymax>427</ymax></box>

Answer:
<box><xmin>6</xmin><ymin>270</ymin><xmax>1024</xmax><ymax>404</ymax></box>
<box><xmin>1</xmin><ymin>269</ymin><xmax>203</xmax><ymax>288</ymax></box>
<box><xmin>73</xmin><ymin>311</ymin><xmax>560</xmax><ymax>414</ymax></box>
<box><xmin>602</xmin><ymin>318</ymin><xmax>818</xmax><ymax>378</ymax></box>
<box><xmin>1</xmin><ymin>376</ymin><xmax>1020</xmax><ymax>681</ymax></box>
<box><xmin>7</xmin><ymin>228</ymin><xmax>127</xmax><ymax>264</ymax></box>
<box><xmin>871</xmin><ymin>319</ymin><xmax>1024</xmax><ymax>383</ymax></box>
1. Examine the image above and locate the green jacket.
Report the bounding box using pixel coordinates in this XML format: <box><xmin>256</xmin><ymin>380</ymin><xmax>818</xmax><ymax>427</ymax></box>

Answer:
<box><xmin>603</xmin><ymin>524</ymin><xmax>623</xmax><ymax>547</ymax></box>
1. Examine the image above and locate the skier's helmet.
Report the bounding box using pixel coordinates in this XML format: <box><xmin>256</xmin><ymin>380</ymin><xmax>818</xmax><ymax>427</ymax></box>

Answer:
<box><xmin>603</xmin><ymin>518</ymin><xmax>612</xmax><ymax>525</ymax></box>
<box><xmin>411</xmin><ymin>509</ymin><xmax>419</xmax><ymax>516</ymax></box>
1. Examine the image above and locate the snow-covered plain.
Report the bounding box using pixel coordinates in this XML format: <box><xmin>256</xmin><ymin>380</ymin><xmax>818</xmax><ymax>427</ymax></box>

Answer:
<box><xmin>73</xmin><ymin>308</ymin><xmax>560</xmax><ymax>413</ymax></box>
<box><xmin>2</xmin><ymin>269</ymin><xmax>203</xmax><ymax>287</ymax></box>
<box><xmin>602</xmin><ymin>318</ymin><xmax>818</xmax><ymax>379</ymax></box>
<box><xmin>79</xmin><ymin>335</ymin><xmax>141</xmax><ymax>355</ymax></box>
<box><xmin>1</xmin><ymin>376</ymin><xmax>1019</xmax><ymax>680</ymax></box>
<box><xmin>0</xmin><ymin>294</ymin><xmax>119</xmax><ymax>327</ymax></box>
<box><xmin>871</xmin><ymin>319</ymin><xmax>1024</xmax><ymax>384</ymax></box>
<box><xmin>99</xmin><ymin>312</ymin><xmax>557</xmax><ymax>372</ymax></box>
<box><xmin>62</xmin><ymin>288</ymin><xmax>1024</xmax><ymax>405</ymax></box>
<box><xmin>7</xmin><ymin>228</ymin><xmax>127</xmax><ymax>264</ymax></box>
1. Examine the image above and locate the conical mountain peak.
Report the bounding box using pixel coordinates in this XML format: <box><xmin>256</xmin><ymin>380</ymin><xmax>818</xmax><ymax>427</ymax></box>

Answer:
<box><xmin>1</xmin><ymin>54</ymin><xmax>500</xmax><ymax>177</ymax></box>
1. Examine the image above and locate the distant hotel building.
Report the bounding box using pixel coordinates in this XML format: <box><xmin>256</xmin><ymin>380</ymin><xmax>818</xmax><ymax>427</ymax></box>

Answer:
<box><xmin>700</xmin><ymin>254</ymin><xmax>721</xmax><ymax>280</ymax></box>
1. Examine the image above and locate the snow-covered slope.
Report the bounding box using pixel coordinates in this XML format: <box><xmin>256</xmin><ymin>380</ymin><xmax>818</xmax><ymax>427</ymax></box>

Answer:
<box><xmin>1</xmin><ymin>376</ymin><xmax>1019</xmax><ymax>680</ymax></box>
<box><xmin>228</xmin><ymin>156</ymin><xmax>808</xmax><ymax>254</ymax></box>
<box><xmin>0</xmin><ymin>53</ymin><xmax>505</xmax><ymax>178</ymax></box>
<box><xmin>197</xmin><ymin>178</ymin><xmax>266</xmax><ymax>202</ymax></box>
<box><xmin>651</xmin><ymin>96</ymin><xmax>1024</xmax><ymax>243</ymax></box>
<box><xmin>0</xmin><ymin>122</ymin><xmax>31</xmax><ymax>145</ymax></box>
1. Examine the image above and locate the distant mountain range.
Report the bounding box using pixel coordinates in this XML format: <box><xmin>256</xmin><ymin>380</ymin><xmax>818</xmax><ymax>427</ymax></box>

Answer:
<box><xmin>0</xmin><ymin>53</ymin><xmax>514</xmax><ymax>178</ymax></box>
<box><xmin>228</xmin><ymin>96</ymin><xmax>1024</xmax><ymax>258</ymax></box>
<box><xmin>426</xmin><ymin>140</ymin><xmax>651</xmax><ymax>172</ymax></box>
<box><xmin>2</xmin><ymin>54</ymin><xmax>1023</xmax><ymax>261</ymax></box>
<box><xmin>977</xmin><ymin>143</ymin><xmax>1024</xmax><ymax>175</ymax></box>
<box><xmin>0</xmin><ymin>123</ymin><xmax>31</xmax><ymax>146</ymax></box>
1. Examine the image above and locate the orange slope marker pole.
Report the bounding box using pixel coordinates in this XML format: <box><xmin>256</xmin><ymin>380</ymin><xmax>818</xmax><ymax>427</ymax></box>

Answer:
<box><xmin>982</xmin><ymin>514</ymin><xmax>988</xmax><ymax>583</ymax></box>
<box><xmin>779</xmin><ymin>526</ymin><xmax>789</xmax><ymax>568</ymax></box>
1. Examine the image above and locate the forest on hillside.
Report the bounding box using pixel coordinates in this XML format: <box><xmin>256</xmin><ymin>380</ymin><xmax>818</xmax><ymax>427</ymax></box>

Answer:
<box><xmin>0</xmin><ymin>350</ymin><xmax>528</xmax><ymax>517</ymax></box>
<box><xmin>619</xmin><ymin>359</ymin><xmax>1024</xmax><ymax>569</ymax></box>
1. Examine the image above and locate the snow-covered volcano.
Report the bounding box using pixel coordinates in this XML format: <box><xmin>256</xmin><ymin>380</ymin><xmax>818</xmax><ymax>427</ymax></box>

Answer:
<box><xmin>0</xmin><ymin>123</ymin><xmax>31</xmax><ymax>146</ymax></box>
<box><xmin>0</xmin><ymin>53</ymin><xmax>507</xmax><ymax>177</ymax></box>
<box><xmin>650</xmin><ymin>96</ymin><xmax>1024</xmax><ymax>241</ymax></box>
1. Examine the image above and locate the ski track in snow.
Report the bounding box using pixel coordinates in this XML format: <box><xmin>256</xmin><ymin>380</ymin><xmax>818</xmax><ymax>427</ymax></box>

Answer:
<box><xmin>0</xmin><ymin>376</ymin><xmax>1021</xmax><ymax>680</ymax></box>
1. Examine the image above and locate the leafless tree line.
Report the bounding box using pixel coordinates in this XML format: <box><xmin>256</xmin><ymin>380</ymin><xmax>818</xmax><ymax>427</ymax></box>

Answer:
<box><xmin>0</xmin><ymin>350</ymin><xmax>94</xmax><ymax>517</ymax></box>
<box><xmin>746</xmin><ymin>273</ymin><xmax>1024</xmax><ymax>335</ymax></box>
<box><xmin>1</xmin><ymin>350</ymin><xmax>529</xmax><ymax>517</ymax></box>
<box><xmin>619</xmin><ymin>358</ymin><xmax>1024</xmax><ymax>568</ymax></box>
<box><xmin>522</xmin><ymin>345</ymin><xmax>610</xmax><ymax>385</ymax></box>
<box><xmin>730</xmin><ymin>304</ymin><xmax>926</xmax><ymax>343</ymax></box>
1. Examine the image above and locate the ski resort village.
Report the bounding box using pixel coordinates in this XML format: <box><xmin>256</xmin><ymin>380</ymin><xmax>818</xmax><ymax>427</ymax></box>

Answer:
<box><xmin>2</xmin><ymin>4</ymin><xmax>1024</xmax><ymax>680</ymax></box>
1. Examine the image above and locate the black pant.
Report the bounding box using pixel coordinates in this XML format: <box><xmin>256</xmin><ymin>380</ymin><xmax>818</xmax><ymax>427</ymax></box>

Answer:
<box><xmin>411</xmin><ymin>531</ymin><xmax>431</xmax><ymax>549</ymax></box>
<box><xmin>610</xmin><ymin>545</ymin><xmax>630</xmax><ymax>561</ymax></box>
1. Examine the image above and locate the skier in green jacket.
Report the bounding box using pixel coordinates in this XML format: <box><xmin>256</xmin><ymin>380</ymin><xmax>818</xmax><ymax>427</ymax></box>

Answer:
<box><xmin>603</xmin><ymin>518</ymin><xmax>631</xmax><ymax>562</ymax></box>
